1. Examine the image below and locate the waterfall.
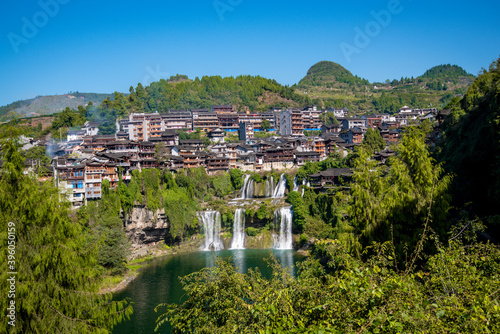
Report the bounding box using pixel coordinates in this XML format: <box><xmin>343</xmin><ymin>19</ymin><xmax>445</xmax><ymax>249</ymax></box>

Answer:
<box><xmin>230</xmin><ymin>208</ymin><xmax>245</xmax><ymax>249</ymax></box>
<box><xmin>273</xmin><ymin>207</ymin><xmax>293</xmax><ymax>249</ymax></box>
<box><xmin>198</xmin><ymin>211</ymin><xmax>224</xmax><ymax>251</ymax></box>
<box><xmin>302</xmin><ymin>179</ymin><xmax>306</xmax><ymax>197</ymax></box>
<box><xmin>239</xmin><ymin>175</ymin><xmax>250</xmax><ymax>199</ymax></box>
<box><xmin>272</xmin><ymin>174</ymin><xmax>286</xmax><ymax>198</ymax></box>
<box><xmin>293</xmin><ymin>176</ymin><xmax>299</xmax><ymax>192</ymax></box>
<box><xmin>246</xmin><ymin>178</ymin><xmax>255</xmax><ymax>199</ymax></box>
<box><xmin>264</xmin><ymin>175</ymin><xmax>274</xmax><ymax>198</ymax></box>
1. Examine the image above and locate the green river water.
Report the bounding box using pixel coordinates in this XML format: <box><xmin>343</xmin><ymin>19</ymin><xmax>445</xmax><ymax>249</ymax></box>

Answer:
<box><xmin>112</xmin><ymin>249</ymin><xmax>303</xmax><ymax>334</ymax></box>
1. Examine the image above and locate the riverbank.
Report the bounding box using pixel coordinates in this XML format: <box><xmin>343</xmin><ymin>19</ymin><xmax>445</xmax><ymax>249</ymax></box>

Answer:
<box><xmin>99</xmin><ymin>237</ymin><xmax>203</xmax><ymax>294</ymax></box>
<box><xmin>101</xmin><ymin>232</ymin><xmax>311</xmax><ymax>294</ymax></box>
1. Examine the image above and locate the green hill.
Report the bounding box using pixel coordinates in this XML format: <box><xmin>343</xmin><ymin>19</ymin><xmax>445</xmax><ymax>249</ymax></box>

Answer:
<box><xmin>295</xmin><ymin>61</ymin><xmax>475</xmax><ymax>113</ymax></box>
<box><xmin>105</xmin><ymin>75</ymin><xmax>310</xmax><ymax>116</ymax></box>
<box><xmin>0</xmin><ymin>92</ymin><xmax>110</xmax><ymax>121</ymax></box>
<box><xmin>420</xmin><ymin>64</ymin><xmax>475</xmax><ymax>79</ymax></box>
<box><xmin>297</xmin><ymin>61</ymin><xmax>369</xmax><ymax>88</ymax></box>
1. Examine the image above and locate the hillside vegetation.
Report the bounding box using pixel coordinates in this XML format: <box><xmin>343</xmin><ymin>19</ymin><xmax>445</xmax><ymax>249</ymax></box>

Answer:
<box><xmin>105</xmin><ymin>75</ymin><xmax>310</xmax><ymax>116</ymax></box>
<box><xmin>0</xmin><ymin>92</ymin><xmax>110</xmax><ymax>121</ymax></box>
<box><xmin>294</xmin><ymin>61</ymin><xmax>475</xmax><ymax>113</ymax></box>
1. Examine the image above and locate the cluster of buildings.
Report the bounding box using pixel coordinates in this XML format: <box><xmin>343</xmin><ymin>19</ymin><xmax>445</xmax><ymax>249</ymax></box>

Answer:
<box><xmin>31</xmin><ymin>104</ymin><xmax>441</xmax><ymax>206</ymax></box>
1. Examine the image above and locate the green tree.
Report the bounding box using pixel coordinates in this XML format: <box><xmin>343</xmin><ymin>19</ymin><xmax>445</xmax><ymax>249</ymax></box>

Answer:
<box><xmin>344</xmin><ymin>125</ymin><xmax>452</xmax><ymax>262</ymax></box>
<box><xmin>319</xmin><ymin>111</ymin><xmax>340</xmax><ymax>125</ymax></box>
<box><xmin>438</xmin><ymin>57</ymin><xmax>500</xmax><ymax>220</ymax></box>
<box><xmin>0</xmin><ymin>133</ymin><xmax>132</xmax><ymax>333</ymax></box>
<box><xmin>23</xmin><ymin>145</ymin><xmax>50</xmax><ymax>164</ymax></box>
<box><xmin>362</xmin><ymin>128</ymin><xmax>386</xmax><ymax>153</ymax></box>
<box><xmin>261</xmin><ymin>118</ymin><xmax>271</xmax><ymax>131</ymax></box>
<box><xmin>229</xmin><ymin>168</ymin><xmax>244</xmax><ymax>190</ymax></box>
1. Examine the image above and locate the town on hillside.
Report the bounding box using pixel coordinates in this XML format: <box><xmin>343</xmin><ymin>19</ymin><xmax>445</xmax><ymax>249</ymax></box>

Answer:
<box><xmin>14</xmin><ymin>104</ymin><xmax>449</xmax><ymax>207</ymax></box>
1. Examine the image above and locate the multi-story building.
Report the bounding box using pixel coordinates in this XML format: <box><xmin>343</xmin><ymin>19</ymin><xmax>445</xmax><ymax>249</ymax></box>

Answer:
<box><xmin>280</xmin><ymin>108</ymin><xmax>306</xmax><ymax>137</ymax></box>
<box><xmin>239</xmin><ymin>122</ymin><xmax>254</xmax><ymax>141</ymax></box>
<box><xmin>261</xmin><ymin>111</ymin><xmax>278</xmax><ymax>130</ymax></box>
<box><xmin>82</xmin><ymin>121</ymin><xmax>100</xmax><ymax>136</ymax></box>
<box><xmin>208</xmin><ymin>128</ymin><xmax>225</xmax><ymax>143</ymax></box>
<box><xmin>313</xmin><ymin>137</ymin><xmax>326</xmax><ymax>157</ymax></box>
<box><xmin>192</xmin><ymin>109</ymin><xmax>219</xmax><ymax>132</ymax></box>
<box><xmin>218</xmin><ymin>113</ymin><xmax>240</xmax><ymax>131</ymax></box>
<box><xmin>206</xmin><ymin>156</ymin><xmax>229</xmax><ymax>172</ymax></box>
<box><xmin>81</xmin><ymin>135</ymin><xmax>116</xmax><ymax>151</ymax></box>
<box><xmin>212</xmin><ymin>105</ymin><xmax>235</xmax><ymax>114</ymax></box>
<box><xmin>238</xmin><ymin>112</ymin><xmax>263</xmax><ymax>129</ymax></box>
<box><xmin>291</xmin><ymin>109</ymin><xmax>305</xmax><ymax>137</ymax></box>
<box><xmin>279</xmin><ymin>109</ymin><xmax>293</xmax><ymax>136</ymax></box>
<box><xmin>363</xmin><ymin>114</ymin><xmax>383</xmax><ymax>129</ymax></box>
<box><xmin>321</xmin><ymin>123</ymin><xmax>342</xmax><ymax>136</ymax></box>
<box><xmin>162</xmin><ymin>110</ymin><xmax>192</xmax><ymax>130</ymax></box>
<box><xmin>149</xmin><ymin>130</ymin><xmax>179</xmax><ymax>147</ymax></box>
<box><xmin>302</xmin><ymin>106</ymin><xmax>322</xmax><ymax>131</ymax></box>
<box><xmin>342</xmin><ymin>117</ymin><xmax>366</xmax><ymax>130</ymax></box>
<box><xmin>85</xmin><ymin>162</ymin><xmax>104</xmax><ymax>200</ymax></box>
<box><xmin>126</xmin><ymin>112</ymin><xmax>162</xmax><ymax>141</ymax></box>
<box><xmin>54</xmin><ymin>163</ymin><xmax>85</xmax><ymax>206</ymax></box>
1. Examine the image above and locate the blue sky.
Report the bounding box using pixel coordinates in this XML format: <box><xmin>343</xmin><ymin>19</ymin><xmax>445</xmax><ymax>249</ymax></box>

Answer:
<box><xmin>1</xmin><ymin>0</ymin><xmax>499</xmax><ymax>106</ymax></box>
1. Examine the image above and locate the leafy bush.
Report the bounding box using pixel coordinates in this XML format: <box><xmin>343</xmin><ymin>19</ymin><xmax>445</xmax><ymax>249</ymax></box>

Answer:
<box><xmin>245</xmin><ymin>227</ymin><xmax>259</xmax><ymax>237</ymax></box>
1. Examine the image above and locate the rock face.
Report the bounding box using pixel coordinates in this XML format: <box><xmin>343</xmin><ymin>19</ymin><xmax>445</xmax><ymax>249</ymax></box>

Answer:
<box><xmin>124</xmin><ymin>206</ymin><xmax>169</xmax><ymax>246</ymax></box>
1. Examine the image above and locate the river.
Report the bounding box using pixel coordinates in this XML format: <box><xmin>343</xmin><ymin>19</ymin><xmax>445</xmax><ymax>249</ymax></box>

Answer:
<box><xmin>112</xmin><ymin>249</ymin><xmax>303</xmax><ymax>334</ymax></box>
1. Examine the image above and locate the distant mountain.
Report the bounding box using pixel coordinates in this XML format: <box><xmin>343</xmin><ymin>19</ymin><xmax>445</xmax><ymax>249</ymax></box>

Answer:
<box><xmin>294</xmin><ymin>61</ymin><xmax>476</xmax><ymax>113</ymax></box>
<box><xmin>297</xmin><ymin>61</ymin><xmax>369</xmax><ymax>87</ymax></box>
<box><xmin>0</xmin><ymin>92</ymin><xmax>111</xmax><ymax>121</ymax></box>
<box><xmin>420</xmin><ymin>64</ymin><xmax>475</xmax><ymax>80</ymax></box>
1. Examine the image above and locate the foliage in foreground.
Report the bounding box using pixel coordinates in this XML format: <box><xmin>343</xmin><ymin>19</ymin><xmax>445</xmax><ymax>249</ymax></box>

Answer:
<box><xmin>0</xmin><ymin>133</ymin><xmax>132</xmax><ymax>333</ymax></box>
<box><xmin>156</xmin><ymin>241</ymin><xmax>500</xmax><ymax>333</ymax></box>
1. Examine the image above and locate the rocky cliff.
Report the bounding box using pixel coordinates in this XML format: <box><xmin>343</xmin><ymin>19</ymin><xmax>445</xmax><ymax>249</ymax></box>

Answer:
<box><xmin>124</xmin><ymin>206</ymin><xmax>169</xmax><ymax>246</ymax></box>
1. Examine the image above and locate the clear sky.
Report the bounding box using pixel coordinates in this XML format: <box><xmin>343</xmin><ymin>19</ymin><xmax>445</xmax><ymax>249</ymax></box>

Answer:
<box><xmin>1</xmin><ymin>0</ymin><xmax>499</xmax><ymax>107</ymax></box>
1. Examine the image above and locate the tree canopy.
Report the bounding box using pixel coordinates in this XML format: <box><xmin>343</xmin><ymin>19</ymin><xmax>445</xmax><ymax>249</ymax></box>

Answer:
<box><xmin>0</xmin><ymin>131</ymin><xmax>132</xmax><ymax>333</ymax></box>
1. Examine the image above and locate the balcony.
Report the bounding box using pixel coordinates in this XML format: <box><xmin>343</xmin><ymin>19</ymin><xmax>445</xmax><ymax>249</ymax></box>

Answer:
<box><xmin>86</xmin><ymin>169</ymin><xmax>105</xmax><ymax>174</ymax></box>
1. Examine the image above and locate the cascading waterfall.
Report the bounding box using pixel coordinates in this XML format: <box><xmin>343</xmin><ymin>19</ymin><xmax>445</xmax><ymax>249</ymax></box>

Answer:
<box><xmin>246</xmin><ymin>178</ymin><xmax>255</xmax><ymax>199</ymax></box>
<box><xmin>198</xmin><ymin>211</ymin><xmax>224</xmax><ymax>251</ymax></box>
<box><xmin>302</xmin><ymin>179</ymin><xmax>306</xmax><ymax>197</ymax></box>
<box><xmin>272</xmin><ymin>174</ymin><xmax>286</xmax><ymax>198</ymax></box>
<box><xmin>264</xmin><ymin>175</ymin><xmax>274</xmax><ymax>198</ymax></box>
<box><xmin>273</xmin><ymin>206</ymin><xmax>293</xmax><ymax>249</ymax></box>
<box><xmin>239</xmin><ymin>175</ymin><xmax>251</xmax><ymax>199</ymax></box>
<box><xmin>293</xmin><ymin>176</ymin><xmax>299</xmax><ymax>192</ymax></box>
<box><xmin>230</xmin><ymin>208</ymin><xmax>246</xmax><ymax>249</ymax></box>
